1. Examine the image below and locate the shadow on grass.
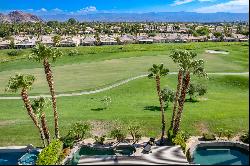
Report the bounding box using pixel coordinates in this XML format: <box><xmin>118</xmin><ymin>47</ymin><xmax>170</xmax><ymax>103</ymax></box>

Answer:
<box><xmin>185</xmin><ymin>98</ymin><xmax>199</xmax><ymax>103</ymax></box>
<box><xmin>91</xmin><ymin>107</ymin><xmax>106</xmax><ymax>111</ymax></box>
<box><xmin>144</xmin><ymin>106</ymin><xmax>171</xmax><ymax>111</ymax></box>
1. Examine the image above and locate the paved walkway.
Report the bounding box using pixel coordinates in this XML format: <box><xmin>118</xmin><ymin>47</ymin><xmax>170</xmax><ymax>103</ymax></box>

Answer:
<box><xmin>77</xmin><ymin>146</ymin><xmax>189</xmax><ymax>165</ymax></box>
<box><xmin>0</xmin><ymin>72</ymin><xmax>248</xmax><ymax>100</ymax></box>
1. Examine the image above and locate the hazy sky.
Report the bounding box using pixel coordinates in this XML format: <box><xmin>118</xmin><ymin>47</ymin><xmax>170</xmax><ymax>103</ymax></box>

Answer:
<box><xmin>0</xmin><ymin>0</ymin><xmax>249</xmax><ymax>14</ymax></box>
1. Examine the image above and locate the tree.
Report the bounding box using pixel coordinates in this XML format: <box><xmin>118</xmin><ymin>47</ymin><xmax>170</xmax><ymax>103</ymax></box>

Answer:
<box><xmin>161</xmin><ymin>87</ymin><xmax>175</xmax><ymax>109</ymax></box>
<box><xmin>170</xmin><ymin>50</ymin><xmax>207</xmax><ymax>135</ymax></box>
<box><xmin>148</xmin><ymin>64</ymin><xmax>169</xmax><ymax>144</ymax></box>
<box><xmin>186</xmin><ymin>83</ymin><xmax>207</xmax><ymax>101</ymax></box>
<box><xmin>52</xmin><ymin>35</ymin><xmax>61</xmax><ymax>46</ymax></box>
<box><xmin>32</xmin><ymin>97</ymin><xmax>51</xmax><ymax>145</ymax></box>
<box><xmin>6</xmin><ymin>74</ymin><xmax>46</xmax><ymax>147</ymax></box>
<box><xmin>67</xmin><ymin>18</ymin><xmax>77</xmax><ymax>25</ymax></box>
<box><xmin>29</xmin><ymin>43</ymin><xmax>63</xmax><ymax>139</ymax></box>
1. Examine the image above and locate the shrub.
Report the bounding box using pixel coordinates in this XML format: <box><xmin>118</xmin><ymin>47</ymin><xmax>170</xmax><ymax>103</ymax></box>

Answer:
<box><xmin>187</xmin><ymin>83</ymin><xmax>207</xmax><ymax>101</ymax></box>
<box><xmin>202</xmin><ymin>133</ymin><xmax>216</xmax><ymax>141</ymax></box>
<box><xmin>36</xmin><ymin>140</ymin><xmax>63</xmax><ymax>165</ymax></box>
<box><xmin>94</xmin><ymin>135</ymin><xmax>106</xmax><ymax>145</ymax></box>
<box><xmin>224</xmin><ymin>129</ymin><xmax>233</xmax><ymax>140</ymax></box>
<box><xmin>161</xmin><ymin>87</ymin><xmax>175</xmax><ymax>108</ymax></box>
<box><xmin>127</xmin><ymin>121</ymin><xmax>143</xmax><ymax>143</ymax></box>
<box><xmin>110</xmin><ymin>128</ymin><xmax>126</xmax><ymax>142</ymax></box>
<box><xmin>216</xmin><ymin>128</ymin><xmax>224</xmax><ymax>138</ymax></box>
<box><xmin>67</xmin><ymin>122</ymin><xmax>91</xmax><ymax>140</ymax></box>
<box><xmin>172</xmin><ymin>133</ymin><xmax>186</xmax><ymax>151</ymax></box>
<box><xmin>68</xmin><ymin>49</ymin><xmax>79</xmax><ymax>56</ymax></box>
<box><xmin>240</xmin><ymin>131</ymin><xmax>249</xmax><ymax>144</ymax></box>
<box><xmin>60</xmin><ymin>135</ymin><xmax>75</xmax><ymax>149</ymax></box>
<box><xmin>7</xmin><ymin>50</ymin><xmax>22</xmax><ymax>56</ymax></box>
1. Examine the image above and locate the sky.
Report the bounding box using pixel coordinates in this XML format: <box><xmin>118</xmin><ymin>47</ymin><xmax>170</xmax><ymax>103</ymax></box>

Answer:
<box><xmin>0</xmin><ymin>0</ymin><xmax>248</xmax><ymax>14</ymax></box>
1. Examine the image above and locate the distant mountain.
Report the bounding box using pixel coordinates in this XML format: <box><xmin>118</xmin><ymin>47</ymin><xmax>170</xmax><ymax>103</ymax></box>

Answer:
<box><xmin>0</xmin><ymin>11</ymin><xmax>248</xmax><ymax>23</ymax></box>
<box><xmin>40</xmin><ymin>12</ymin><xmax>249</xmax><ymax>22</ymax></box>
<box><xmin>0</xmin><ymin>11</ymin><xmax>43</xmax><ymax>23</ymax></box>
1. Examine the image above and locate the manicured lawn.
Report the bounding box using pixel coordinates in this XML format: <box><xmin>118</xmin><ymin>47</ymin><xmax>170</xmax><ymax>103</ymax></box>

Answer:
<box><xmin>0</xmin><ymin>75</ymin><xmax>248</xmax><ymax>146</ymax></box>
<box><xmin>0</xmin><ymin>42</ymin><xmax>248</xmax><ymax>95</ymax></box>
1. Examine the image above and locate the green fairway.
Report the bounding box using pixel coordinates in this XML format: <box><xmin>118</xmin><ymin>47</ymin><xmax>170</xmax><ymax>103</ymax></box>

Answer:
<box><xmin>0</xmin><ymin>42</ymin><xmax>248</xmax><ymax>95</ymax></box>
<box><xmin>0</xmin><ymin>42</ymin><xmax>248</xmax><ymax>146</ymax></box>
<box><xmin>0</xmin><ymin>75</ymin><xmax>248</xmax><ymax>146</ymax></box>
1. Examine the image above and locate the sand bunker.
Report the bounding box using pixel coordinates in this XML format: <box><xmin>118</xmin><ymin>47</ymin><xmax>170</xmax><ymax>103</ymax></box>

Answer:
<box><xmin>205</xmin><ymin>50</ymin><xmax>229</xmax><ymax>55</ymax></box>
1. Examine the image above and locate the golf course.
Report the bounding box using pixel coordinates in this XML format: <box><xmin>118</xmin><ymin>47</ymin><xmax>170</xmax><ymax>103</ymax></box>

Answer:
<box><xmin>0</xmin><ymin>42</ymin><xmax>248</xmax><ymax>146</ymax></box>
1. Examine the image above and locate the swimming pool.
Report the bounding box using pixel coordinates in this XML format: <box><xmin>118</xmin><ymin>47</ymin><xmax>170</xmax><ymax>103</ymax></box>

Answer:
<box><xmin>0</xmin><ymin>152</ymin><xmax>26</xmax><ymax>165</ymax></box>
<box><xmin>69</xmin><ymin>144</ymin><xmax>136</xmax><ymax>165</ymax></box>
<box><xmin>193</xmin><ymin>146</ymin><xmax>249</xmax><ymax>165</ymax></box>
<box><xmin>0</xmin><ymin>148</ymin><xmax>39</xmax><ymax>165</ymax></box>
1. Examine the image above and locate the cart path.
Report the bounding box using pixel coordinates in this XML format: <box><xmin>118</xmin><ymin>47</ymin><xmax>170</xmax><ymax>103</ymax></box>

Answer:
<box><xmin>0</xmin><ymin>72</ymin><xmax>248</xmax><ymax>100</ymax></box>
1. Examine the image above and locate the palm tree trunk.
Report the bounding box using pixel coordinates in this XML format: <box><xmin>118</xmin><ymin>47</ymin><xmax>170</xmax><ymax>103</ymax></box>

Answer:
<box><xmin>155</xmin><ymin>76</ymin><xmax>165</xmax><ymax>143</ymax></box>
<box><xmin>173</xmin><ymin>71</ymin><xmax>190</xmax><ymax>135</ymax></box>
<box><xmin>43</xmin><ymin>58</ymin><xmax>60</xmax><ymax>139</ymax></box>
<box><xmin>41</xmin><ymin>112</ymin><xmax>51</xmax><ymax>145</ymax></box>
<box><xmin>21</xmin><ymin>89</ymin><xmax>46</xmax><ymax>147</ymax></box>
<box><xmin>170</xmin><ymin>70</ymin><xmax>183</xmax><ymax>129</ymax></box>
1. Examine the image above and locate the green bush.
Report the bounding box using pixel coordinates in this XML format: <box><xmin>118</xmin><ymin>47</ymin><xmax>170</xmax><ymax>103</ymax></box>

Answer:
<box><xmin>240</xmin><ymin>131</ymin><xmax>249</xmax><ymax>144</ymax></box>
<box><xmin>94</xmin><ymin>135</ymin><xmax>106</xmax><ymax>145</ymax></box>
<box><xmin>7</xmin><ymin>50</ymin><xmax>22</xmax><ymax>56</ymax></box>
<box><xmin>202</xmin><ymin>133</ymin><xmax>216</xmax><ymax>141</ymax></box>
<box><xmin>67</xmin><ymin>122</ymin><xmax>91</xmax><ymax>140</ymax></box>
<box><xmin>216</xmin><ymin>128</ymin><xmax>224</xmax><ymax>138</ymax></box>
<box><xmin>60</xmin><ymin>135</ymin><xmax>75</xmax><ymax>149</ymax></box>
<box><xmin>110</xmin><ymin>128</ymin><xmax>126</xmax><ymax>142</ymax></box>
<box><xmin>68</xmin><ymin>49</ymin><xmax>79</xmax><ymax>56</ymax></box>
<box><xmin>224</xmin><ymin>129</ymin><xmax>233</xmax><ymax>140</ymax></box>
<box><xmin>172</xmin><ymin>133</ymin><xmax>186</xmax><ymax>151</ymax></box>
<box><xmin>36</xmin><ymin>140</ymin><xmax>63</xmax><ymax>165</ymax></box>
<box><xmin>127</xmin><ymin>121</ymin><xmax>143</xmax><ymax>143</ymax></box>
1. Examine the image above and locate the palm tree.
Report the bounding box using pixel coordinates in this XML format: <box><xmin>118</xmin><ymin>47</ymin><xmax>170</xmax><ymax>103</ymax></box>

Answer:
<box><xmin>29</xmin><ymin>43</ymin><xmax>62</xmax><ymax>139</ymax></box>
<box><xmin>170</xmin><ymin>50</ymin><xmax>207</xmax><ymax>135</ymax></box>
<box><xmin>32</xmin><ymin>97</ymin><xmax>51</xmax><ymax>145</ymax></box>
<box><xmin>148</xmin><ymin>64</ymin><xmax>169</xmax><ymax>144</ymax></box>
<box><xmin>6</xmin><ymin>74</ymin><xmax>46</xmax><ymax>147</ymax></box>
<box><xmin>170</xmin><ymin>69</ymin><xmax>183</xmax><ymax>130</ymax></box>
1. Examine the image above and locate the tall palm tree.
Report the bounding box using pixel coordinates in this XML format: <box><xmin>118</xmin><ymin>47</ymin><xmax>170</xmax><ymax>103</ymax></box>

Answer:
<box><xmin>170</xmin><ymin>50</ymin><xmax>207</xmax><ymax>135</ymax></box>
<box><xmin>170</xmin><ymin>69</ymin><xmax>183</xmax><ymax>130</ymax></box>
<box><xmin>148</xmin><ymin>64</ymin><xmax>169</xmax><ymax>144</ymax></box>
<box><xmin>29</xmin><ymin>43</ymin><xmax>62</xmax><ymax>139</ymax></box>
<box><xmin>6</xmin><ymin>74</ymin><xmax>46</xmax><ymax>147</ymax></box>
<box><xmin>32</xmin><ymin>97</ymin><xmax>51</xmax><ymax>145</ymax></box>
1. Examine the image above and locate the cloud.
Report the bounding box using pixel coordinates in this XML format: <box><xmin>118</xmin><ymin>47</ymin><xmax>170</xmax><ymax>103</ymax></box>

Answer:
<box><xmin>52</xmin><ymin>8</ymin><xmax>63</xmax><ymax>12</ymax></box>
<box><xmin>194</xmin><ymin>0</ymin><xmax>249</xmax><ymax>13</ymax></box>
<box><xmin>77</xmin><ymin>6</ymin><xmax>97</xmax><ymax>13</ymax></box>
<box><xmin>37</xmin><ymin>8</ymin><xmax>47</xmax><ymax>12</ymax></box>
<box><xmin>171</xmin><ymin>0</ymin><xmax>194</xmax><ymax>6</ymax></box>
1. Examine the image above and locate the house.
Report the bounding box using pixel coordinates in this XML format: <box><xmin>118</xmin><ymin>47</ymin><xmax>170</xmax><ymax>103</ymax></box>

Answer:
<box><xmin>80</xmin><ymin>36</ymin><xmax>96</xmax><ymax>46</ymax></box>
<box><xmin>41</xmin><ymin>36</ymin><xmax>54</xmax><ymax>46</ymax></box>
<box><xmin>120</xmin><ymin>35</ymin><xmax>135</xmax><ymax>44</ymax></box>
<box><xmin>150</xmin><ymin>36</ymin><xmax>166</xmax><ymax>43</ymax></box>
<box><xmin>59</xmin><ymin>37</ymin><xmax>80</xmax><ymax>47</ymax></box>
<box><xmin>0</xmin><ymin>40</ymin><xmax>10</xmax><ymax>49</ymax></box>
<box><xmin>15</xmin><ymin>39</ymin><xmax>36</xmax><ymax>49</ymax></box>
<box><xmin>100</xmin><ymin>36</ymin><xmax>117</xmax><ymax>45</ymax></box>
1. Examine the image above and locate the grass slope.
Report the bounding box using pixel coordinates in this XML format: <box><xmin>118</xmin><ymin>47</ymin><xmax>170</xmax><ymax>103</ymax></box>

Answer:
<box><xmin>0</xmin><ymin>75</ymin><xmax>248</xmax><ymax>146</ymax></box>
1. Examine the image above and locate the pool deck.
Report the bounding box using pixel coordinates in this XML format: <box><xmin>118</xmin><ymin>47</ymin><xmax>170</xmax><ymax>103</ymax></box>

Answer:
<box><xmin>77</xmin><ymin>145</ymin><xmax>189</xmax><ymax>165</ymax></box>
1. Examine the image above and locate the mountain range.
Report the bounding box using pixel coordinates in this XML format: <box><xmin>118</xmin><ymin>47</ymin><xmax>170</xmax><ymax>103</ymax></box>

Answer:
<box><xmin>0</xmin><ymin>11</ymin><xmax>248</xmax><ymax>23</ymax></box>
<box><xmin>41</xmin><ymin>12</ymin><xmax>249</xmax><ymax>22</ymax></box>
<box><xmin>0</xmin><ymin>11</ymin><xmax>42</xmax><ymax>23</ymax></box>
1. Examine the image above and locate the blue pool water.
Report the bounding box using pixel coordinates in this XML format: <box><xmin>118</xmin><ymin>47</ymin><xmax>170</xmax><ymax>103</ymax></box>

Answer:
<box><xmin>193</xmin><ymin>146</ymin><xmax>249</xmax><ymax>165</ymax></box>
<box><xmin>0</xmin><ymin>152</ymin><xmax>26</xmax><ymax>165</ymax></box>
<box><xmin>0</xmin><ymin>150</ymin><xmax>39</xmax><ymax>165</ymax></box>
